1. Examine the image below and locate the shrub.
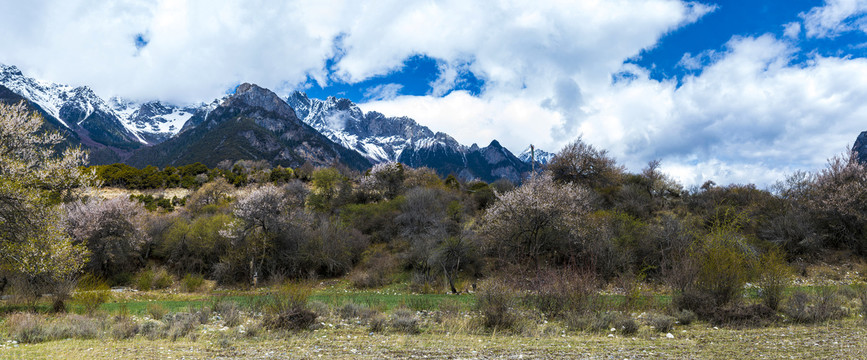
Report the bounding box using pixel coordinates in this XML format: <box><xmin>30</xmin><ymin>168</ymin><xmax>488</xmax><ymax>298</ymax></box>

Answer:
<box><xmin>524</xmin><ymin>267</ymin><xmax>598</xmax><ymax>318</ymax></box>
<box><xmin>755</xmin><ymin>248</ymin><xmax>792</xmax><ymax>311</ymax></box>
<box><xmin>262</xmin><ymin>283</ymin><xmax>317</xmax><ymax>331</ymax></box>
<box><xmin>180</xmin><ymin>274</ymin><xmax>206</xmax><ymax>293</ymax></box>
<box><xmin>785</xmin><ymin>288</ymin><xmax>846</xmax><ymax>324</ymax></box>
<box><xmin>646</xmin><ymin>314</ymin><xmax>675</xmax><ymax>333</ymax></box>
<box><xmin>615</xmin><ymin>316</ymin><xmax>639</xmax><ymax>335</ymax></box>
<box><xmin>338</xmin><ymin>303</ymin><xmax>376</xmax><ymax>320</ymax></box>
<box><xmin>674</xmin><ymin>309</ymin><xmax>697</xmax><ymax>326</ymax></box>
<box><xmin>368</xmin><ymin>315</ymin><xmax>388</xmax><ymax>333</ymax></box>
<box><xmin>588</xmin><ymin>312</ymin><xmax>617</xmax><ymax>333</ymax></box>
<box><xmin>111</xmin><ymin>319</ymin><xmax>140</xmax><ymax>340</ymax></box>
<box><xmin>75</xmin><ymin>275</ymin><xmax>110</xmax><ymax>314</ymax></box>
<box><xmin>858</xmin><ymin>287</ymin><xmax>867</xmax><ymax>322</ymax></box>
<box><xmin>43</xmin><ymin>314</ymin><xmax>101</xmax><ymax>340</ymax></box>
<box><xmin>147</xmin><ymin>303</ymin><xmax>169</xmax><ymax>320</ymax></box>
<box><xmin>390</xmin><ymin>308</ymin><xmax>420</xmax><ymax>334</ymax></box>
<box><xmin>307</xmin><ymin>300</ymin><xmax>330</xmax><ymax>318</ymax></box>
<box><xmin>164</xmin><ymin>313</ymin><xmax>199</xmax><ymax>340</ymax></box>
<box><xmin>438</xmin><ymin>298</ymin><xmax>464</xmax><ymax>318</ymax></box>
<box><xmin>709</xmin><ymin>304</ymin><xmax>777</xmax><ymax>328</ymax></box>
<box><xmin>476</xmin><ymin>279</ymin><xmax>517</xmax><ymax>330</ymax></box>
<box><xmin>215</xmin><ymin>301</ymin><xmax>241</xmax><ymax>327</ymax></box>
<box><xmin>153</xmin><ymin>268</ymin><xmax>174</xmax><ymax>289</ymax></box>
<box><xmin>135</xmin><ymin>267</ymin><xmax>174</xmax><ymax>291</ymax></box>
<box><xmin>672</xmin><ymin>290</ymin><xmax>716</xmax><ymax>318</ymax></box>
<box><xmin>139</xmin><ymin>320</ymin><xmax>162</xmax><ymax>340</ymax></box>
<box><xmin>691</xmin><ymin>222</ymin><xmax>755</xmax><ymax>308</ymax></box>
<box><xmin>6</xmin><ymin>312</ymin><xmax>48</xmax><ymax>343</ymax></box>
<box><xmin>563</xmin><ymin>312</ymin><xmax>592</xmax><ymax>332</ymax></box>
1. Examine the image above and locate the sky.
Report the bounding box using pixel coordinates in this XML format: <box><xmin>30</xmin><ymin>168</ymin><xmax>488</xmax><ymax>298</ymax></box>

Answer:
<box><xmin>2</xmin><ymin>0</ymin><xmax>867</xmax><ymax>187</ymax></box>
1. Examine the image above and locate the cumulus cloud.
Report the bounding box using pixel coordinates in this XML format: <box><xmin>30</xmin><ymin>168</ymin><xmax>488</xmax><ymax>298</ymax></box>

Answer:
<box><xmin>585</xmin><ymin>35</ymin><xmax>867</xmax><ymax>186</ymax></box>
<box><xmin>3</xmin><ymin>0</ymin><xmax>866</xmax><ymax>187</ymax></box>
<box><xmin>367</xmin><ymin>35</ymin><xmax>867</xmax><ymax>187</ymax></box>
<box><xmin>801</xmin><ymin>0</ymin><xmax>867</xmax><ymax>38</ymax></box>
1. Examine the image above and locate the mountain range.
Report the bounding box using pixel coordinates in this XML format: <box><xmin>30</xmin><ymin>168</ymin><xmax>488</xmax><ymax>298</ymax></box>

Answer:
<box><xmin>0</xmin><ymin>63</ymin><xmax>547</xmax><ymax>182</ymax></box>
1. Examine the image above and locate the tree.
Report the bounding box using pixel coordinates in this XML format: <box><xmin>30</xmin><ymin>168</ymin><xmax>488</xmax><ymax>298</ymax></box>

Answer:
<box><xmin>65</xmin><ymin>197</ymin><xmax>149</xmax><ymax>279</ymax></box>
<box><xmin>547</xmin><ymin>136</ymin><xmax>624</xmax><ymax>190</ymax></box>
<box><xmin>479</xmin><ymin>173</ymin><xmax>596</xmax><ymax>267</ymax></box>
<box><xmin>803</xmin><ymin>152</ymin><xmax>867</xmax><ymax>254</ymax></box>
<box><xmin>307</xmin><ymin>167</ymin><xmax>352</xmax><ymax>212</ymax></box>
<box><xmin>186</xmin><ymin>178</ymin><xmax>233</xmax><ymax>214</ymax></box>
<box><xmin>359</xmin><ymin>162</ymin><xmax>405</xmax><ymax>200</ymax></box>
<box><xmin>0</xmin><ymin>102</ymin><xmax>92</xmax><ymax>306</ymax></box>
<box><xmin>228</xmin><ymin>184</ymin><xmax>292</xmax><ymax>284</ymax></box>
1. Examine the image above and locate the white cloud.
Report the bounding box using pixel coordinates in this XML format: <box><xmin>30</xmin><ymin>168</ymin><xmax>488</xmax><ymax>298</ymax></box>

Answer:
<box><xmin>586</xmin><ymin>35</ymin><xmax>867</xmax><ymax>186</ymax></box>
<box><xmin>783</xmin><ymin>22</ymin><xmax>801</xmax><ymax>39</ymax></box>
<box><xmin>363</xmin><ymin>83</ymin><xmax>403</xmax><ymax>101</ymax></box>
<box><xmin>801</xmin><ymin>0</ymin><xmax>867</xmax><ymax>38</ymax></box>
<box><xmin>4</xmin><ymin>1</ymin><xmax>867</xmax><ymax>187</ymax></box>
<box><xmin>366</xmin><ymin>35</ymin><xmax>867</xmax><ymax>187</ymax></box>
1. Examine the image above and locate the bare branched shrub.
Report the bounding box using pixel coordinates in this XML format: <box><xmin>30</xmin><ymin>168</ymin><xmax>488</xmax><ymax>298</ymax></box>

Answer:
<box><xmin>785</xmin><ymin>288</ymin><xmax>846</xmax><ymax>324</ymax></box>
<box><xmin>476</xmin><ymin>278</ymin><xmax>517</xmax><ymax>330</ymax></box>
<box><xmin>521</xmin><ymin>267</ymin><xmax>598</xmax><ymax>318</ymax></box>
<box><xmin>390</xmin><ymin>308</ymin><xmax>420</xmax><ymax>334</ymax></box>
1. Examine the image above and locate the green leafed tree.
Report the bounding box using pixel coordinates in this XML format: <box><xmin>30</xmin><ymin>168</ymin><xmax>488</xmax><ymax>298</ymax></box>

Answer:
<box><xmin>0</xmin><ymin>102</ymin><xmax>93</xmax><ymax>307</ymax></box>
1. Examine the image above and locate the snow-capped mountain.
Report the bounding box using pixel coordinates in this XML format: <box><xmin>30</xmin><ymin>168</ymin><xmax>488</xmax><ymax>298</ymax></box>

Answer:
<box><xmin>108</xmin><ymin>97</ymin><xmax>215</xmax><ymax>144</ymax></box>
<box><xmin>287</xmin><ymin>91</ymin><xmax>531</xmax><ymax>182</ymax></box>
<box><xmin>518</xmin><ymin>146</ymin><xmax>555</xmax><ymax>165</ymax></box>
<box><xmin>287</xmin><ymin>91</ymin><xmax>437</xmax><ymax>163</ymax></box>
<box><xmin>0</xmin><ymin>63</ymin><xmax>212</xmax><ymax>149</ymax></box>
<box><xmin>0</xmin><ymin>64</ymin><xmax>145</xmax><ymax>153</ymax></box>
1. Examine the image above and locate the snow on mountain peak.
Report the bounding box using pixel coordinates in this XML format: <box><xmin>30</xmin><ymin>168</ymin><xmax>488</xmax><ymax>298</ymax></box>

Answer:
<box><xmin>519</xmin><ymin>146</ymin><xmax>555</xmax><ymax>165</ymax></box>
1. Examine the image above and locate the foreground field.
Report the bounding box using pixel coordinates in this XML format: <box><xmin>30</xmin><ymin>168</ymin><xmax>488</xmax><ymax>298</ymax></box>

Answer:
<box><xmin>2</xmin><ymin>320</ymin><xmax>866</xmax><ymax>359</ymax></box>
<box><xmin>2</xmin><ymin>280</ymin><xmax>866</xmax><ymax>359</ymax></box>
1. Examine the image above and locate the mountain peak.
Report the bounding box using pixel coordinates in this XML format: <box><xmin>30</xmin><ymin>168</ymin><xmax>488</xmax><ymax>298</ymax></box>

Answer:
<box><xmin>228</xmin><ymin>83</ymin><xmax>295</xmax><ymax>119</ymax></box>
<box><xmin>0</xmin><ymin>63</ymin><xmax>22</xmax><ymax>77</ymax></box>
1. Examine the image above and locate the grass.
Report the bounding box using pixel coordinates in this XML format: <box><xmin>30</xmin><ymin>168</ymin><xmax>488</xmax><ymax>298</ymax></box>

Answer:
<box><xmin>1</xmin><ymin>320</ymin><xmax>865</xmax><ymax>359</ymax></box>
<box><xmin>2</xmin><ymin>281</ymin><xmax>866</xmax><ymax>358</ymax></box>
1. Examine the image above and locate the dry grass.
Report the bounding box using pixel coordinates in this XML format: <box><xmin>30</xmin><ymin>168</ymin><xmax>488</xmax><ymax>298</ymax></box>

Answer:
<box><xmin>2</xmin><ymin>320</ymin><xmax>866</xmax><ymax>359</ymax></box>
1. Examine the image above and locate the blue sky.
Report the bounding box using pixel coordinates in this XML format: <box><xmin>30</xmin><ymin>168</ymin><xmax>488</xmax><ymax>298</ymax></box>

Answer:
<box><xmin>304</xmin><ymin>0</ymin><xmax>867</xmax><ymax>103</ymax></box>
<box><xmin>2</xmin><ymin>0</ymin><xmax>867</xmax><ymax>186</ymax></box>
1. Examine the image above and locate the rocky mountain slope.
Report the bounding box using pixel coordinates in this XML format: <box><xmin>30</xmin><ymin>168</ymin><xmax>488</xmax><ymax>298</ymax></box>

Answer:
<box><xmin>127</xmin><ymin>83</ymin><xmax>371</xmax><ymax>170</ymax></box>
